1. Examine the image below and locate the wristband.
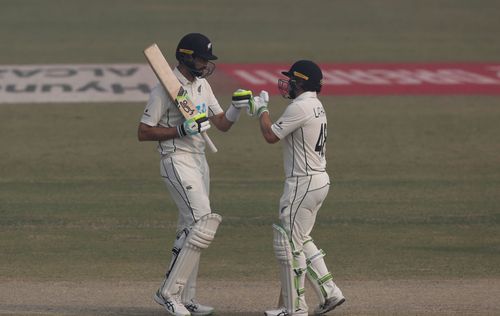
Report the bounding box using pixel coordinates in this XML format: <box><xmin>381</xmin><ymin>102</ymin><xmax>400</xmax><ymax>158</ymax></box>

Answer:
<box><xmin>257</xmin><ymin>106</ymin><xmax>269</xmax><ymax>117</ymax></box>
<box><xmin>225</xmin><ymin>104</ymin><xmax>241</xmax><ymax>122</ymax></box>
<box><xmin>177</xmin><ymin>125</ymin><xmax>186</xmax><ymax>137</ymax></box>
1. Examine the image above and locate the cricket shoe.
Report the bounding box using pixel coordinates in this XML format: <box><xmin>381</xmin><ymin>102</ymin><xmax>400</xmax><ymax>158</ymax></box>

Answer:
<box><xmin>154</xmin><ymin>290</ymin><xmax>191</xmax><ymax>316</ymax></box>
<box><xmin>314</xmin><ymin>287</ymin><xmax>346</xmax><ymax>315</ymax></box>
<box><xmin>183</xmin><ymin>299</ymin><xmax>214</xmax><ymax>316</ymax></box>
<box><xmin>264</xmin><ymin>308</ymin><xmax>308</xmax><ymax>316</ymax></box>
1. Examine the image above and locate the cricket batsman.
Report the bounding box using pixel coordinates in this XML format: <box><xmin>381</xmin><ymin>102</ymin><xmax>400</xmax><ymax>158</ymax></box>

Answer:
<box><xmin>247</xmin><ymin>60</ymin><xmax>346</xmax><ymax>315</ymax></box>
<box><xmin>137</xmin><ymin>33</ymin><xmax>252</xmax><ymax>316</ymax></box>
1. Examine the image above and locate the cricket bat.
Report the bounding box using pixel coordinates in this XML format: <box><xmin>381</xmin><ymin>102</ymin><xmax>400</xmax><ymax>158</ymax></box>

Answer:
<box><xmin>144</xmin><ymin>43</ymin><xmax>217</xmax><ymax>153</ymax></box>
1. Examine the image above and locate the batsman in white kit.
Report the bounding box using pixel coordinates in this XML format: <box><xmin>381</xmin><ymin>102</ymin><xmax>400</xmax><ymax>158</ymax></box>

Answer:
<box><xmin>138</xmin><ymin>33</ymin><xmax>253</xmax><ymax>316</ymax></box>
<box><xmin>246</xmin><ymin>60</ymin><xmax>346</xmax><ymax>315</ymax></box>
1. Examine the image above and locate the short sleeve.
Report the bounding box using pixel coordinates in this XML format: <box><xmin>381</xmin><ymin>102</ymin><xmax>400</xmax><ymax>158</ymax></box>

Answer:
<box><xmin>271</xmin><ymin>103</ymin><xmax>307</xmax><ymax>139</ymax></box>
<box><xmin>204</xmin><ymin>81</ymin><xmax>223</xmax><ymax>117</ymax></box>
<box><xmin>140</xmin><ymin>85</ymin><xmax>167</xmax><ymax>126</ymax></box>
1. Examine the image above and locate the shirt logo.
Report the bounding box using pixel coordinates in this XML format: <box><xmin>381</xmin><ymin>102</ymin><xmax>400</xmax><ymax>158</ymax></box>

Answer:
<box><xmin>196</xmin><ymin>103</ymin><xmax>207</xmax><ymax>114</ymax></box>
<box><xmin>273</xmin><ymin>122</ymin><xmax>283</xmax><ymax>130</ymax></box>
<box><xmin>313</xmin><ymin>106</ymin><xmax>326</xmax><ymax>118</ymax></box>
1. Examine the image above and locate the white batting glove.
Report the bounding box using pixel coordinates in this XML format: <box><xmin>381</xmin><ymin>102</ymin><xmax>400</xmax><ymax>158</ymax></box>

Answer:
<box><xmin>249</xmin><ymin>90</ymin><xmax>269</xmax><ymax>117</ymax></box>
<box><xmin>226</xmin><ymin>89</ymin><xmax>253</xmax><ymax>122</ymax></box>
<box><xmin>177</xmin><ymin>113</ymin><xmax>211</xmax><ymax>137</ymax></box>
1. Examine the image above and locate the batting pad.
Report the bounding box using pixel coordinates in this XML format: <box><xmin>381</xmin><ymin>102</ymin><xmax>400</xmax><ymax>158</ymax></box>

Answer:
<box><xmin>304</xmin><ymin>240</ymin><xmax>335</xmax><ymax>303</ymax></box>
<box><xmin>161</xmin><ymin>213</ymin><xmax>222</xmax><ymax>298</ymax></box>
<box><xmin>273</xmin><ymin>224</ymin><xmax>301</xmax><ymax>312</ymax></box>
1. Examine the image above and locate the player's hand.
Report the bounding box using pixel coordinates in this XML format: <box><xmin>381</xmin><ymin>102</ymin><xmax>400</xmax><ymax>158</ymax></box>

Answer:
<box><xmin>249</xmin><ymin>90</ymin><xmax>269</xmax><ymax>117</ymax></box>
<box><xmin>225</xmin><ymin>89</ymin><xmax>253</xmax><ymax>122</ymax></box>
<box><xmin>231</xmin><ymin>89</ymin><xmax>253</xmax><ymax>109</ymax></box>
<box><xmin>178</xmin><ymin>113</ymin><xmax>211</xmax><ymax>137</ymax></box>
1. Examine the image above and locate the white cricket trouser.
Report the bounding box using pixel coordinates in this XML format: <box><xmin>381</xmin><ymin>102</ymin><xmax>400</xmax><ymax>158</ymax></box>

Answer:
<box><xmin>278</xmin><ymin>172</ymin><xmax>330</xmax><ymax>312</ymax></box>
<box><xmin>279</xmin><ymin>172</ymin><xmax>330</xmax><ymax>253</ymax></box>
<box><xmin>159</xmin><ymin>153</ymin><xmax>212</xmax><ymax>302</ymax></box>
<box><xmin>160</xmin><ymin>153</ymin><xmax>212</xmax><ymax>231</ymax></box>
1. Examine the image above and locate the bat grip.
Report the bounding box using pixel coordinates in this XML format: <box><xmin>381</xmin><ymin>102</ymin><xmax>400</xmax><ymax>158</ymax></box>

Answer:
<box><xmin>202</xmin><ymin>132</ymin><xmax>218</xmax><ymax>153</ymax></box>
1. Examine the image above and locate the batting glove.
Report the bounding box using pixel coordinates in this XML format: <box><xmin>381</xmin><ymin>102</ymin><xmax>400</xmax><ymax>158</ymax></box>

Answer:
<box><xmin>226</xmin><ymin>89</ymin><xmax>253</xmax><ymax>122</ymax></box>
<box><xmin>231</xmin><ymin>89</ymin><xmax>253</xmax><ymax>109</ymax></box>
<box><xmin>178</xmin><ymin>113</ymin><xmax>211</xmax><ymax>137</ymax></box>
<box><xmin>249</xmin><ymin>90</ymin><xmax>269</xmax><ymax>117</ymax></box>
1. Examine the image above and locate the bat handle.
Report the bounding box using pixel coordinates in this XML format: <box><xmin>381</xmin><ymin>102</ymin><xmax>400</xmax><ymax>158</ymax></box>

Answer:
<box><xmin>202</xmin><ymin>132</ymin><xmax>218</xmax><ymax>153</ymax></box>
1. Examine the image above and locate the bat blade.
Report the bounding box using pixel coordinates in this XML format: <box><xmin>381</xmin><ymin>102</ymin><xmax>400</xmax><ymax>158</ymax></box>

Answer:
<box><xmin>144</xmin><ymin>43</ymin><xmax>217</xmax><ymax>153</ymax></box>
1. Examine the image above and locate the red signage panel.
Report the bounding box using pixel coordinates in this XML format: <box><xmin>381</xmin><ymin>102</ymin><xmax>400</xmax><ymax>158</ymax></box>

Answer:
<box><xmin>218</xmin><ymin>63</ymin><xmax>500</xmax><ymax>95</ymax></box>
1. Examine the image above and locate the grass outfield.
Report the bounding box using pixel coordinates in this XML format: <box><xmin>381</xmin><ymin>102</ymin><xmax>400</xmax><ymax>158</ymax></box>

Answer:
<box><xmin>1</xmin><ymin>96</ymin><xmax>499</xmax><ymax>283</ymax></box>
<box><xmin>1</xmin><ymin>0</ymin><xmax>499</xmax><ymax>295</ymax></box>
<box><xmin>2</xmin><ymin>0</ymin><xmax>500</xmax><ymax>63</ymax></box>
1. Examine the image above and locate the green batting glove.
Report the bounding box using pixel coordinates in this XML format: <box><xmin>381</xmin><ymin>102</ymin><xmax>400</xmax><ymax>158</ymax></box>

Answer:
<box><xmin>231</xmin><ymin>89</ymin><xmax>253</xmax><ymax>109</ymax></box>
<box><xmin>252</xmin><ymin>90</ymin><xmax>269</xmax><ymax>117</ymax></box>
<box><xmin>178</xmin><ymin>113</ymin><xmax>210</xmax><ymax>137</ymax></box>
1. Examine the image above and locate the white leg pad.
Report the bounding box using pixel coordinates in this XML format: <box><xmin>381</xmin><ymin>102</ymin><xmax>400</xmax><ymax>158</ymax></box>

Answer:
<box><xmin>272</xmin><ymin>224</ymin><xmax>306</xmax><ymax>314</ymax></box>
<box><xmin>161</xmin><ymin>213</ymin><xmax>222</xmax><ymax>299</ymax></box>
<box><xmin>304</xmin><ymin>239</ymin><xmax>336</xmax><ymax>303</ymax></box>
<box><xmin>166</xmin><ymin>228</ymin><xmax>190</xmax><ymax>278</ymax></box>
<box><xmin>181</xmin><ymin>258</ymin><xmax>199</xmax><ymax>303</ymax></box>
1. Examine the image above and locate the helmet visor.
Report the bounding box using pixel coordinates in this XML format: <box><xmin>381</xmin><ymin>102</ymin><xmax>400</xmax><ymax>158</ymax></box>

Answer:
<box><xmin>278</xmin><ymin>78</ymin><xmax>291</xmax><ymax>99</ymax></box>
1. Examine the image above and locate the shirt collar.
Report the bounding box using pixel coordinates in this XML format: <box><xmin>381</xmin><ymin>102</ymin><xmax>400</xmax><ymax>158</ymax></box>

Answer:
<box><xmin>173</xmin><ymin>67</ymin><xmax>196</xmax><ymax>86</ymax></box>
<box><xmin>294</xmin><ymin>91</ymin><xmax>317</xmax><ymax>102</ymax></box>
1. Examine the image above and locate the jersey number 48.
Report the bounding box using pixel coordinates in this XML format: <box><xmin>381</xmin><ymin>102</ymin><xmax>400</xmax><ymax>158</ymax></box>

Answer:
<box><xmin>315</xmin><ymin>123</ymin><xmax>327</xmax><ymax>157</ymax></box>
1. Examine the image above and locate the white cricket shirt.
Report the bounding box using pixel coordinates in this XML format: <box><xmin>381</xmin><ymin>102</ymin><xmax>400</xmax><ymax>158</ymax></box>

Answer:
<box><xmin>140</xmin><ymin>67</ymin><xmax>223</xmax><ymax>155</ymax></box>
<box><xmin>271</xmin><ymin>91</ymin><xmax>328</xmax><ymax>177</ymax></box>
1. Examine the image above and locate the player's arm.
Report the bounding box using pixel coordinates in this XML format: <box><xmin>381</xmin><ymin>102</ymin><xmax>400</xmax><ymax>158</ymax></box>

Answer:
<box><xmin>138</xmin><ymin>115</ymin><xmax>210</xmax><ymax>141</ymax></box>
<box><xmin>138</xmin><ymin>86</ymin><xmax>177</xmax><ymax>141</ymax></box>
<box><xmin>138</xmin><ymin>84</ymin><xmax>210</xmax><ymax>141</ymax></box>
<box><xmin>258</xmin><ymin>111</ymin><xmax>280</xmax><ymax>144</ymax></box>
<box><xmin>210</xmin><ymin>112</ymin><xmax>233</xmax><ymax>132</ymax></box>
<box><xmin>137</xmin><ymin>123</ymin><xmax>179</xmax><ymax>141</ymax></box>
<box><xmin>210</xmin><ymin>89</ymin><xmax>254</xmax><ymax>132</ymax></box>
<box><xmin>249</xmin><ymin>90</ymin><xmax>280</xmax><ymax>144</ymax></box>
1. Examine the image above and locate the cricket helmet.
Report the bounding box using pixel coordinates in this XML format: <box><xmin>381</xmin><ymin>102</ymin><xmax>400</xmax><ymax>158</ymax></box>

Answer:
<box><xmin>176</xmin><ymin>33</ymin><xmax>218</xmax><ymax>61</ymax></box>
<box><xmin>281</xmin><ymin>60</ymin><xmax>323</xmax><ymax>92</ymax></box>
<box><xmin>278</xmin><ymin>60</ymin><xmax>323</xmax><ymax>98</ymax></box>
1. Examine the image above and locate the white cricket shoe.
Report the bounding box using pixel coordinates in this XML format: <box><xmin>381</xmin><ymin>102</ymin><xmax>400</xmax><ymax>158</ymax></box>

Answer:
<box><xmin>314</xmin><ymin>287</ymin><xmax>346</xmax><ymax>315</ymax></box>
<box><xmin>154</xmin><ymin>290</ymin><xmax>191</xmax><ymax>316</ymax></box>
<box><xmin>183</xmin><ymin>299</ymin><xmax>214</xmax><ymax>316</ymax></box>
<box><xmin>264</xmin><ymin>308</ymin><xmax>308</xmax><ymax>316</ymax></box>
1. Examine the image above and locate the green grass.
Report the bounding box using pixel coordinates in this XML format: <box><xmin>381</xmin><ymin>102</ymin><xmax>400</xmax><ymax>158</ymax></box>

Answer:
<box><xmin>1</xmin><ymin>0</ymin><xmax>500</xmax><ymax>63</ymax></box>
<box><xmin>0</xmin><ymin>0</ymin><xmax>499</xmax><ymax>283</ymax></box>
<box><xmin>1</xmin><ymin>97</ymin><xmax>499</xmax><ymax>282</ymax></box>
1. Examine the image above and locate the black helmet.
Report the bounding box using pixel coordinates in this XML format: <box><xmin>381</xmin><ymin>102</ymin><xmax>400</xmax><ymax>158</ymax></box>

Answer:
<box><xmin>176</xmin><ymin>33</ymin><xmax>218</xmax><ymax>61</ymax></box>
<box><xmin>282</xmin><ymin>60</ymin><xmax>322</xmax><ymax>92</ymax></box>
